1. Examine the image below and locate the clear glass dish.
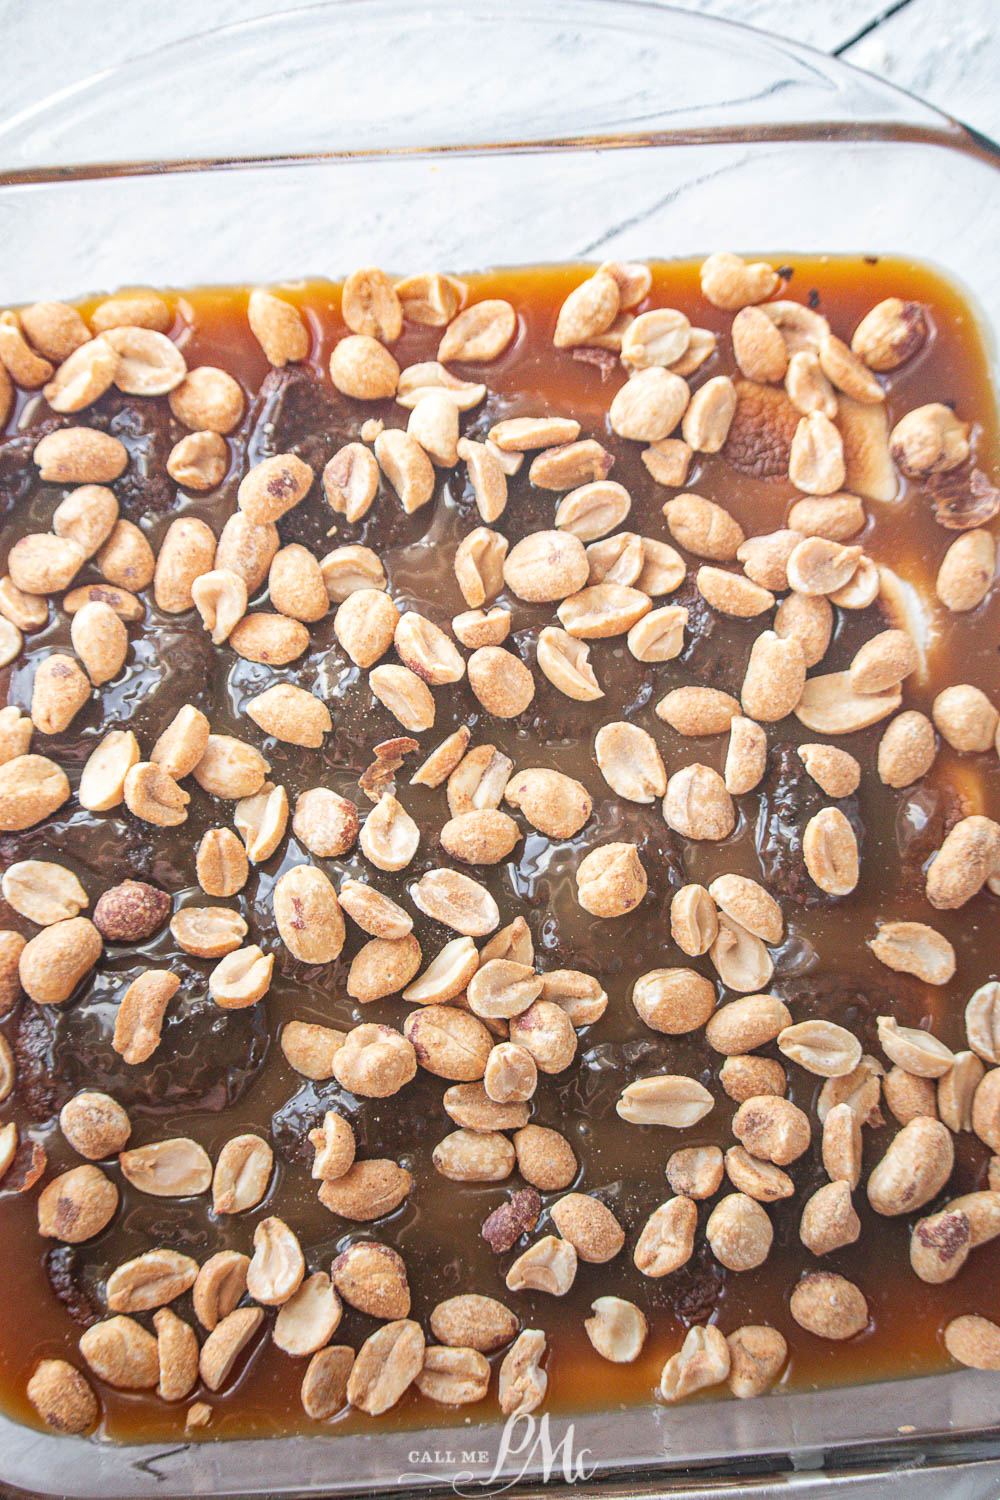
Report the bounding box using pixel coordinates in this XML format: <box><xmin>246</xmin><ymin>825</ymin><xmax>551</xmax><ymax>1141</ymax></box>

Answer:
<box><xmin>1</xmin><ymin>3</ymin><xmax>999</xmax><ymax>1496</ymax></box>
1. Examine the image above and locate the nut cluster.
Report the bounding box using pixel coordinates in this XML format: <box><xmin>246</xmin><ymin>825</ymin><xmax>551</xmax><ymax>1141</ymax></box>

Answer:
<box><xmin>4</xmin><ymin>252</ymin><xmax>1000</xmax><ymax>1442</ymax></box>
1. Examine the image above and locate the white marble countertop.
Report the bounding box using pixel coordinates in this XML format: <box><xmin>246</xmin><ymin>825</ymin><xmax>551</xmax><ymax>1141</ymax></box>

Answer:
<box><xmin>0</xmin><ymin>0</ymin><xmax>998</xmax><ymax>146</ymax></box>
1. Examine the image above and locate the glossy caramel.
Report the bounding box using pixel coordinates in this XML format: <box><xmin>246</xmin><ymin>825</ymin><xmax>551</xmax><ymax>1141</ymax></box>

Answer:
<box><xmin>0</xmin><ymin>256</ymin><xmax>998</xmax><ymax>1444</ymax></box>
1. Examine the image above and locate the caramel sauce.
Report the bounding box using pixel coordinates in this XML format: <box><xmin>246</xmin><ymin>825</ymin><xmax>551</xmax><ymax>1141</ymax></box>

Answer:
<box><xmin>0</xmin><ymin>256</ymin><xmax>998</xmax><ymax>1444</ymax></box>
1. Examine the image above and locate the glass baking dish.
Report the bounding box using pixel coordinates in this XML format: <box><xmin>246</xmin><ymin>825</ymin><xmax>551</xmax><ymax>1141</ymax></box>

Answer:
<box><xmin>1</xmin><ymin>2</ymin><xmax>1000</xmax><ymax>1495</ymax></box>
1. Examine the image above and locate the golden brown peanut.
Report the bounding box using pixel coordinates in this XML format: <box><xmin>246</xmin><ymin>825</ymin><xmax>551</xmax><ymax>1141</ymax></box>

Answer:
<box><xmin>333</xmin><ymin>1023</ymin><xmax>416</xmax><ymax>1098</ymax></box>
<box><xmin>192</xmin><ymin>1252</ymin><xmax>250</xmax><ymax>1333</ymax></box>
<box><xmin>733</xmin><ymin>305</ymin><xmax>788</xmax><ymax>382</ymax></box>
<box><xmin>741</xmin><ymin>630</ymin><xmax>806</xmax><ymax>722</ymax></box>
<box><xmin>944</xmin><ymin>1315</ymin><xmax>1000</xmax><ymax>1371</ymax></box>
<box><xmin>554</xmin><ymin>273</ymin><xmax>620</xmax><ymax>348</ymax></box>
<box><xmin>52</xmin><ymin>485</ymin><xmax>118</xmax><ymax>558</ymax></box>
<box><xmin>300</xmin><ymin>1347</ymin><xmax>354</xmax><ymax>1420</ymax></box>
<box><xmin>37</xmin><ymin>1164</ymin><xmax>118</xmax><ymax>1243</ymax></box>
<box><xmin>2</xmin><ymin>860</ymin><xmax>87</xmax><ymax>926</ymax></box>
<box><xmin>666</xmin><ymin>1146</ymin><xmax>724</xmax><ymax>1199</ymax></box>
<box><xmin>27</xmin><ymin>1358</ymin><xmax>98</xmax><ymax>1434</ymax></box>
<box><xmin>536</xmin><ymin>625</ymin><xmax>603</xmax><ymax>698</ymax></box>
<box><xmin>106</xmin><ymin>1249</ymin><xmax>199</xmax><ymax>1313</ymax></box>
<box><xmin>214</xmin><ymin>511</ymin><xmax>279</xmax><ymax>593</ymax></box>
<box><xmin>0</xmin><ymin>310</ymin><xmax>53</xmax><ymax>385</ymax></box>
<box><xmin>153</xmin><ymin>1308</ymin><xmax>199</xmax><ymax>1401</ymax></box>
<box><xmin>700</xmin><ymin>252</ymin><xmax>779</xmax><ymax>310</ymax></box>
<box><xmin>779</xmin><ymin>1020</ymin><xmax>861</xmax><ymax>1078</ymax></box>
<box><xmin>656</xmin><ymin>685</ymin><xmax>739</xmax><ymax>737</ymax></box>
<box><xmin>233</xmin><ymin>613</ymin><xmax>310</xmax><ymax>671</ymax></box>
<box><xmin>868</xmin><ymin>921</ymin><xmax>956</xmax><ymax>986</ymax></box>
<box><xmin>396</xmin><ymin>271</ymin><xmax>466</xmax><ymax>327</ymax></box>
<box><xmin>30</xmin><ymin>653</ymin><xmax>90</xmax><ymax>734</ymax></box>
<box><xmin>330</xmin><ymin>334</ymin><xmax>399</xmax><ymax>399</ymax></box>
<box><xmin>926</xmin><ymin>816</ymin><xmax>1000</xmax><ymax>910</ymax></box>
<box><xmin>101</xmin><ymin>326</ymin><xmax>184</xmax><ymax>396</ymax></box>
<box><xmin>70</xmin><ymin>601</ymin><xmax>127</xmax><ymax>685</ymax></box>
<box><xmin>932</xmin><ymin>683</ymin><xmax>998</xmax><ymax>752</ymax></box>
<box><xmin>705</xmin><ymin>1193</ymin><xmax>773</xmax><ymax>1270</ymax></box>
<box><xmin>720</xmin><ymin>1055</ymin><xmax>787</xmax><ymax>1104</ymax></box>
<box><xmin>402</xmin><ymin>939</ymin><xmax>476</xmax><ymax>1007</ymax></box>
<box><xmin>890</xmin><ymin>403</ymin><xmax>969</xmax><ymax>476</ymax></box>
<box><xmin>123</xmin><ymin>762</ymin><xmax>189</xmax><ymax>827</ymax></box>
<box><xmin>513</xmin><ymin>1124</ymin><xmax>577</xmax><ymax>1191</ymax></box>
<box><xmin>440</xmin><ymin>300</ymin><xmax>516</xmax><ymax>362</ymax></box>
<box><xmin>348</xmin><ymin>1320</ymin><xmax>425</xmax><ymax>1416</ymax></box>
<box><xmin>802</xmin><ymin>807</ymin><xmax>859</xmax><ymax>896</ymax></box>
<box><xmin>725</xmin><ymin>715</ymin><xmax>767</xmax><ymax>794</ymax></box>
<box><xmin>22</xmin><ymin>301</ymin><xmax>90</xmax><ymax>360</ymax></box>
<box><xmin>709</xmin><ymin>915</ymin><xmax>774</xmax><ymax>993</ymax></box>
<box><xmin>433</xmin><ymin>1129</ymin><xmax>515</xmax><ymax>1182</ymax></box>
<box><xmin>246</xmin><ymin>682</ymin><xmax>331</xmax><ymax>749</ymax></box>
<box><xmin>505</xmin><ymin>767</ymin><xmax>592</xmax><ymax>836</ymax></box>
<box><xmin>682</xmin><ymin>375</ymin><xmax>737</xmax><ymax>452</ymax></box>
<box><xmin>169</xmin><ymin>364</ymin><xmax>244</xmax><ymax>433</ymax></box>
<box><xmin>34</xmin><ymin>426</ymin><xmax>127</xmax><ymax>484</ymax></box>
<box><xmin>307</xmin><ymin>1111</ymin><xmax>356</xmax><ymax>1181</ymax></box>
<box><xmin>60</xmin><ymin>1091</ymin><xmax>131</xmax><ymax>1160</ymax></box>
<box><xmin>273</xmin><ymin>865</ymin><xmax>345</xmax><ymax>963</ymax></box>
<box><xmin>704</xmin><ymin>996</ymin><xmax>791</xmax><ymax>1056</ymax></box>
<box><xmin>91</xmin><ymin>292</ymin><xmax>171</xmax><ymax>334</ymax></box>
<box><xmin>550</xmin><ymin>1194</ymin><xmax>624</xmax><ymax>1263</ymax></box>
<box><xmin>726</xmin><ymin>1325</ymin><xmax>787</xmax><ymax>1398</ymax></box>
<box><xmin>732</xmin><ymin>1095</ymin><xmax>810</xmax><ymax>1165</ymax></box>
<box><xmin>431</xmin><ymin>1294</ymin><xmax>518</xmax><ymax>1354</ymax></box>
<box><xmin>246</xmin><ymin>1216</ymin><xmax>305</xmax><ymax>1306</ymax></box>
<box><xmin>738</xmin><ymin>528</ymin><xmax>803</xmax><ymax>590</ymax></box>
<box><xmin>852</xmin><ymin>298</ymin><xmax>927</xmax><ymax>371</ymax></box>
<box><xmin>663</xmin><ymin>763</ymin><xmax>734</xmax><ymax>841</ymax></box>
<box><xmin>708</xmin><ymin>874</ymin><xmax>782</xmax><ymax>943</ymax></box>
<box><xmin>405</xmin><ymin>1005</ymin><xmax>494</xmax><ymax>1082</ymax></box>
<box><xmin>866</xmin><ymin>1116</ymin><xmax>954</xmax><ymax>1215</ymax></box>
<box><xmin>112</xmin><ymin>971</ymin><xmax>179</xmax><ymax>1064</ymax></box>
<box><xmin>209</xmin><ymin>946</ymin><xmax>274</xmax><ymax>1009</ymax></box>
<box><xmin>799</xmin><ymin>1181</ymin><xmax>860</xmax><ymax>1256</ymax></box>
<box><xmin>669</xmin><ymin>884</ymin><xmax>718</xmax><ymax>956</ymax></box>
<box><xmin>790</xmin><ymin>1273</ymin><xmax>868</xmax><ymax>1340</ymax></box>
<box><xmin>238</xmin><ymin>452</ymin><xmax>313</xmax><ymax>525</ymax></box>
<box><xmin>936</xmin><ymin>529</ymin><xmax>995</xmax><ymax>613</ymax></box>
<box><xmin>498</xmin><ymin>1329</ymin><xmax>547</xmax><ymax>1416</ymax></box>
<box><xmin>0</xmin><ymin>705</ymin><xmax>31</xmax><ymax>764</ymax></box>
<box><xmin>96</xmin><ymin>519</ymin><xmax>155</xmax><ymax>591</ymax></box>
<box><xmin>878</xmin><ymin>710</ymin><xmax>936</xmax><ymax>787</ymax></box>
<box><xmin>503</xmin><ymin>530</ymin><xmax>588</xmax><ymax>602</ymax></box>
<box><xmin>973</xmin><ymin>1069</ymin><xmax>1000</xmax><ymax>1152</ymax></box>
<box><xmin>506</xmin><ymin>1235</ymin><xmax>577</xmax><ymax>1296</ymax></box>
<box><xmin>0</xmin><ymin>575</ymin><xmax>49</xmax><ymax>628</ymax></box>
<box><xmin>247</xmin><ymin>288</ymin><xmax>309</xmax><ymax>365</ymax></box>
<box><xmin>576</xmin><ymin>842</ymin><xmax>647</xmax><ymax>918</ymax></box>
<box><xmin>199</xmin><ymin>1307</ymin><xmax>265</xmax><ymax>1391</ymax></box>
<box><xmin>19</xmin><ymin>917</ymin><xmax>101</xmax><ymax>1005</ymax></box>
<box><xmin>617</xmin><ymin>1075</ymin><xmax>714</xmax><ymax>1128</ymax></box>
<box><xmin>415</xmin><ymin>1346</ymin><xmax>492</xmax><ymax>1406</ymax></box>
<box><xmin>664</xmin><ymin>492</ymin><xmax>744</xmax><ymax>560</ymax></box>
<box><xmin>632</xmin><ymin>968</ymin><xmax>715</xmax><ymax>1035</ymax></box>
<box><xmin>798</xmin><ymin>743</ymin><xmax>860</xmax><ymax>799</ymax></box>
<box><xmin>909</xmin><ymin>1207</ymin><xmax>971</xmax><ymax>1284</ymax></box>
<box><xmin>280</xmin><ymin>1022</ymin><xmax>346</xmax><ymax>1083</ymax></box>
<box><xmin>79</xmin><ymin>1317</ymin><xmax>159</xmax><ymax>1390</ymax></box>
<box><xmin>120</xmin><ymin>1137</ymin><xmax>212</xmax><ymax>1198</ymax></box>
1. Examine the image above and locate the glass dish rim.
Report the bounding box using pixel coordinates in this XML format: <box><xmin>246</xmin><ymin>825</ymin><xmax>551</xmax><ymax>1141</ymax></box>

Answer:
<box><xmin>0</xmin><ymin>0</ymin><xmax>998</xmax><ymax>184</ymax></box>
